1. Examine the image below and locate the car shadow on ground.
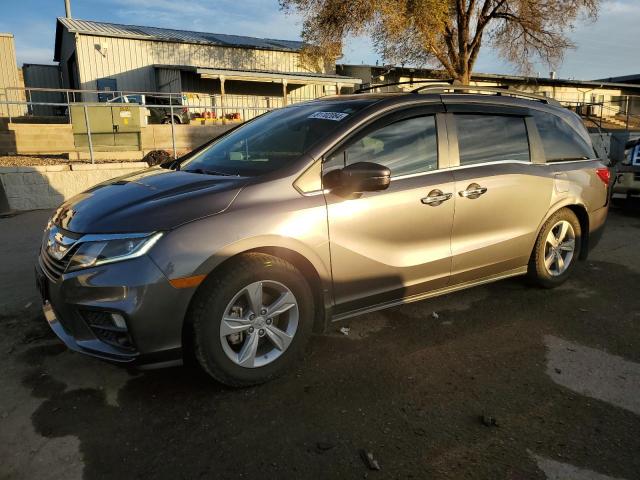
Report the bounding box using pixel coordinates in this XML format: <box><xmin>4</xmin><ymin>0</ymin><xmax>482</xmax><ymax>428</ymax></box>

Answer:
<box><xmin>17</xmin><ymin>257</ymin><xmax>640</xmax><ymax>480</ymax></box>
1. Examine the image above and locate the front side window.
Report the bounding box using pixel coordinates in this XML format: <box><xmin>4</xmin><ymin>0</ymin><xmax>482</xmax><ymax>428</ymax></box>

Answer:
<box><xmin>455</xmin><ymin>114</ymin><xmax>530</xmax><ymax>165</ymax></box>
<box><xmin>182</xmin><ymin>100</ymin><xmax>375</xmax><ymax>176</ymax></box>
<box><xmin>533</xmin><ymin>111</ymin><xmax>595</xmax><ymax>162</ymax></box>
<box><xmin>339</xmin><ymin>115</ymin><xmax>438</xmax><ymax>177</ymax></box>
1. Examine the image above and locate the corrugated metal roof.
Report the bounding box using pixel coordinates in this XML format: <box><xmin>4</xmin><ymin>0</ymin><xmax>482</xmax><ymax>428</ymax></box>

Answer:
<box><xmin>56</xmin><ymin>17</ymin><xmax>304</xmax><ymax>52</ymax></box>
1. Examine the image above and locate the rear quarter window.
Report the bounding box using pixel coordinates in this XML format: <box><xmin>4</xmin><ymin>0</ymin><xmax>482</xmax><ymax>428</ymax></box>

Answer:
<box><xmin>533</xmin><ymin>111</ymin><xmax>595</xmax><ymax>162</ymax></box>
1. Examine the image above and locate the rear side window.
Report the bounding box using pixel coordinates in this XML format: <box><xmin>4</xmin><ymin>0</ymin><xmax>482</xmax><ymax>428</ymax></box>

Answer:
<box><xmin>341</xmin><ymin>115</ymin><xmax>438</xmax><ymax>177</ymax></box>
<box><xmin>533</xmin><ymin>111</ymin><xmax>595</xmax><ymax>161</ymax></box>
<box><xmin>455</xmin><ymin>114</ymin><xmax>530</xmax><ymax>165</ymax></box>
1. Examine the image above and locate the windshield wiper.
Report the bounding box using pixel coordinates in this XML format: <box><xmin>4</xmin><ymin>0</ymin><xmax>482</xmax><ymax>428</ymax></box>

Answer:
<box><xmin>184</xmin><ymin>168</ymin><xmax>236</xmax><ymax>177</ymax></box>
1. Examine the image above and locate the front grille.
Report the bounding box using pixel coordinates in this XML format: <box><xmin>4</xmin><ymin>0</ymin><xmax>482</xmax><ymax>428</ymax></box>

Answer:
<box><xmin>39</xmin><ymin>247</ymin><xmax>71</xmax><ymax>281</ymax></box>
<box><xmin>39</xmin><ymin>224</ymin><xmax>81</xmax><ymax>281</ymax></box>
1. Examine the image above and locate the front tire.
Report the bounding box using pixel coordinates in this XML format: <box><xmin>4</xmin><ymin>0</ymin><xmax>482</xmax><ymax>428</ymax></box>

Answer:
<box><xmin>190</xmin><ymin>253</ymin><xmax>314</xmax><ymax>386</ymax></box>
<box><xmin>527</xmin><ymin>208</ymin><xmax>582</xmax><ymax>288</ymax></box>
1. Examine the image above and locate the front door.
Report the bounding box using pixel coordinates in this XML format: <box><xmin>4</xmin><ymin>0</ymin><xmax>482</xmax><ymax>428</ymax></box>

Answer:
<box><xmin>448</xmin><ymin>111</ymin><xmax>553</xmax><ymax>284</ymax></box>
<box><xmin>97</xmin><ymin>78</ymin><xmax>118</xmax><ymax>102</ymax></box>
<box><xmin>324</xmin><ymin>108</ymin><xmax>455</xmax><ymax>314</ymax></box>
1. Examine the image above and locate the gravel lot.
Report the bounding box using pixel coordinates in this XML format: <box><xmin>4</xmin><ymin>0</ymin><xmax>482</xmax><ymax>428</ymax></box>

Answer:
<box><xmin>1</xmin><ymin>204</ymin><xmax>639</xmax><ymax>480</ymax></box>
<box><xmin>0</xmin><ymin>152</ymin><xmax>170</xmax><ymax>167</ymax></box>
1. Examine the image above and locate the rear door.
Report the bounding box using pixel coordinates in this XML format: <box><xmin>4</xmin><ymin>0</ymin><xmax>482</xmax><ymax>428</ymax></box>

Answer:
<box><xmin>446</xmin><ymin>105</ymin><xmax>553</xmax><ymax>284</ymax></box>
<box><xmin>324</xmin><ymin>105</ymin><xmax>456</xmax><ymax>314</ymax></box>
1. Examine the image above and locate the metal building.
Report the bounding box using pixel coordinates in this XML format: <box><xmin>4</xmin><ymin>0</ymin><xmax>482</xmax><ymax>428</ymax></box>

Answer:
<box><xmin>54</xmin><ymin>18</ymin><xmax>361</xmax><ymax>114</ymax></box>
<box><xmin>22</xmin><ymin>64</ymin><xmax>64</xmax><ymax>116</ymax></box>
<box><xmin>0</xmin><ymin>33</ymin><xmax>26</xmax><ymax>117</ymax></box>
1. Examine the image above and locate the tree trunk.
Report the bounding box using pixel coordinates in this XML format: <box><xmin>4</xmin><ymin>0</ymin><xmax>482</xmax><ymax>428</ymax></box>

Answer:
<box><xmin>454</xmin><ymin>69</ymin><xmax>471</xmax><ymax>85</ymax></box>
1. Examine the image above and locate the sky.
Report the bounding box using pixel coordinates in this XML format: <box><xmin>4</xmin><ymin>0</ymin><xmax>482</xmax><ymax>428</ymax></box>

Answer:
<box><xmin>0</xmin><ymin>0</ymin><xmax>637</xmax><ymax>80</ymax></box>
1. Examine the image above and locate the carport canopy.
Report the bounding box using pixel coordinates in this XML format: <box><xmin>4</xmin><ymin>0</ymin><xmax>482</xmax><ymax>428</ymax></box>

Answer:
<box><xmin>154</xmin><ymin>64</ymin><xmax>361</xmax><ymax>103</ymax></box>
<box><xmin>193</xmin><ymin>66</ymin><xmax>362</xmax><ymax>87</ymax></box>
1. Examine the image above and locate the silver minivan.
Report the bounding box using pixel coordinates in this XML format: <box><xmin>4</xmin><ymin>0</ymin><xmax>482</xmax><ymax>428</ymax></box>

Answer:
<box><xmin>36</xmin><ymin>87</ymin><xmax>609</xmax><ymax>386</ymax></box>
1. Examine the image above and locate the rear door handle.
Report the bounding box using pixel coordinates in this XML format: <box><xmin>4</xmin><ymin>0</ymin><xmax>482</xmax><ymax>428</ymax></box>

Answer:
<box><xmin>421</xmin><ymin>189</ymin><xmax>453</xmax><ymax>206</ymax></box>
<box><xmin>459</xmin><ymin>183</ymin><xmax>487</xmax><ymax>199</ymax></box>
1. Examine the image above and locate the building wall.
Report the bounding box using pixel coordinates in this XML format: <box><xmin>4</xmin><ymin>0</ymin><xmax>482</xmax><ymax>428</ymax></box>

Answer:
<box><xmin>22</xmin><ymin>64</ymin><xmax>64</xmax><ymax>116</ymax></box>
<box><xmin>58</xmin><ymin>29</ymin><xmax>78</xmax><ymax>92</ymax></box>
<box><xmin>72</xmin><ymin>33</ymin><xmax>325</xmax><ymax>94</ymax></box>
<box><xmin>381</xmin><ymin>72</ymin><xmax>625</xmax><ymax>118</ymax></box>
<box><xmin>0</xmin><ymin>34</ymin><xmax>26</xmax><ymax>117</ymax></box>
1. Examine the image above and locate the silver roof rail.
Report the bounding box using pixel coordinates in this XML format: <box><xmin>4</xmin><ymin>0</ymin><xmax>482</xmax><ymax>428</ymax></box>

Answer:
<box><xmin>412</xmin><ymin>84</ymin><xmax>561</xmax><ymax>106</ymax></box>
<box><xmin>355</xmin><ymin>80</ymin><xmax>453</xmax><ymax>93</ymax></box>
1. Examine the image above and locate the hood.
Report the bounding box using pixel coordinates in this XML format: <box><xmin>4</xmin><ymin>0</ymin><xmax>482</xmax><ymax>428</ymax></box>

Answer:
<box><xmin>51</xmin><ymin>167</ymin><xmax>246</xmax><ymax>233</ymax></box>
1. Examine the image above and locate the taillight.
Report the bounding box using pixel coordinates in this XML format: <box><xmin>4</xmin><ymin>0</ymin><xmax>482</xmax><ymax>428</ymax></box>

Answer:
<box><xmin>596</xmin><ymin>167</ymin><xmax>610</xmax><ymax>185</ymax></box>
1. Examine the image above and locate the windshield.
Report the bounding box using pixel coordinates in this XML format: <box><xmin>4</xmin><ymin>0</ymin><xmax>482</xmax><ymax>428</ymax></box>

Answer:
<box><xmin>181</xmin><ymin>100</ymin><xmax>374</xmax><ymax>176</ymax></box>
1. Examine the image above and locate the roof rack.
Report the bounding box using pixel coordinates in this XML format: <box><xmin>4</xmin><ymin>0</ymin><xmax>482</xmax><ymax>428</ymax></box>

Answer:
<box><xmin>355</xmin><ymin>80</ymin><xmax>561</xmax><ymax>106</ymax></box>
<box><xmin>355</xmin><ymin>80</ymin><xmax>452</xmax><ymax>93</ymax></box>
<box><xmin>412</xmin><ymin>84</ymin><xmax>561</xmax><ymax>106</ymax></box>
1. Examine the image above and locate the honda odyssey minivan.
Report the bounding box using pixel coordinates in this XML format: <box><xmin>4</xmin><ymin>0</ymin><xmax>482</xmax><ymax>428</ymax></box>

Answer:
<box><xmin>36</xmin><ymin>87</ymin><xmax>609</xmax><ymax>386</ymax></box>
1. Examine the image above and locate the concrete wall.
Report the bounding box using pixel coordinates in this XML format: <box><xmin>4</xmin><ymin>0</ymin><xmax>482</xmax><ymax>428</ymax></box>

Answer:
<box><xmin>0</xmin><ymin>123</ymin><xmax>232</xmax><ymax>156</ymax></box>
<box><xmin>0</xmin><ymin>162</ymin><xmax>148</xmax><ymax>211</ymax></box>
<box><xmin>141</xmin><ymin>124</ymin><xmax>233</xmax><ymax>155</ymax></box>
<box><xmin>0</xmin><ymin>124</ymin><xmax>75</xmax><ymax>155</ymax></box>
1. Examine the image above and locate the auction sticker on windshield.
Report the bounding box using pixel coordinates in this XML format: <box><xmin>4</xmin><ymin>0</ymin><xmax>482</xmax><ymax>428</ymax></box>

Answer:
<box><xmin>308</xmin><ymin>111</ymin><xmax>349</xmax><ymax>121</ymax></box>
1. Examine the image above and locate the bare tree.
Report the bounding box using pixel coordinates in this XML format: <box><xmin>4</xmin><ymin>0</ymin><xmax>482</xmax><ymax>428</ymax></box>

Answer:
<box><xmin>280</xmin><ymin>0</ymin><xmax>601</xmax><ymax>83</ymax></box>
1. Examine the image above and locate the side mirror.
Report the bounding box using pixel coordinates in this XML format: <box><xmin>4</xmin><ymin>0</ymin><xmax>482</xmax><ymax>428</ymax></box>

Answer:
<box><xmin>324</xmin><ymin>162</ymin><xmax>391</xmax><ymax>194</ymax></box>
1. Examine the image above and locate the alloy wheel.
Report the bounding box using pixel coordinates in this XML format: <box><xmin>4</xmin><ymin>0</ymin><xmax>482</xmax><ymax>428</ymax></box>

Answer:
<box><xmin>544</xmin><ymin>220</ymin><xmax>576</xmax><ymax>276</ymax></box>
<box><xmin>219</xmin><ymin>280</ymin><xmax>299</xmax><ymax>368</ymax></box>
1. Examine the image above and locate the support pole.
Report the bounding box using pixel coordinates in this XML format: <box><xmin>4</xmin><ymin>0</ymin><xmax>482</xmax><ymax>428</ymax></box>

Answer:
<box><xmin>626</xmin><ymin>96</ymin><xmax>631</xmax><ymax>131</ymax></box>
<box><xmin>219</xmin><ymin>76</ymin><xmax>226</xmax><ymax>121</ymax></box>
<box><xmin>170</xmin><ymin>104</ymin><xmax>177</xmax><ymax>159</ymax></box>
<box><xmin>66</xmin><ymin>90</ymin><xmax>71</xmax><ymax>123</ymax></box>
<box><xmin>83</xmin><ymin>105</ymin><xmax>94</xmax><ymax>164</ymax></box>
<box><xmin>282</xmin><ymin>80</ymin><xmax>288</xmax><ymax>106</ymax></box>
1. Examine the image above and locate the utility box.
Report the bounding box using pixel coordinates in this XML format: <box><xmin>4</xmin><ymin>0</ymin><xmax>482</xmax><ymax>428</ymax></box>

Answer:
<box><xmin>71</xmin><ymin>104</ymin><xmax>142</xmax><ymax>151</ymax></box>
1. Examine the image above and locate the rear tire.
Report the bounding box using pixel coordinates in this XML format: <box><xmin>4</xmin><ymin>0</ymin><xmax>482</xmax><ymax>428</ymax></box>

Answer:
<box><xmin>189</xmin><ymin>253</ymin><xmax>314</xmax><ymax>387</ymax></box>
<box><xmin>527</xmin><ymin>208</ymin><xmax>582</xmax><ymax>289</ymax></box>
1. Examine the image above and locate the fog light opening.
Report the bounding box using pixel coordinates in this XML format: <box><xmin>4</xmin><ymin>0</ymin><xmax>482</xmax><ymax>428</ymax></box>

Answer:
<box><xmin>81</xmin><ymin>310</ymin><xmax>137</xmax><ymax>352</ymax></box>
<box><xmin>111</xmin><ymin>313</ymin><xmax>127</xmax><ymax>329</ymax></box>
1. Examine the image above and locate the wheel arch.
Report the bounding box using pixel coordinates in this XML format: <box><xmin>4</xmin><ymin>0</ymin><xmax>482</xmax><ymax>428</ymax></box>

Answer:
<box><xmin>534</xmin><ymin>202</ymin><xmax>590</xmax><ymax>261</ymax></box>
<box><xmin>182</xmin><ymin>242</ymin><xmax>332</xmax><ymax>356</ymax></box>
<box><xmin>565</xmin><ymin>204</ymin><xmax>590</xmax><ymax>260</ymax></box>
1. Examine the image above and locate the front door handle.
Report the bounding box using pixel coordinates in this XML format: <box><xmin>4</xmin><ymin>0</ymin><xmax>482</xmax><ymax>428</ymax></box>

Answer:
<box><xmin>421</xmin><ymin>189</ymin><xmax>453</xmax><ymax>206</ymax></box>
<box><xmin>459</xmin><ymin>183</ymin><xmax>488</xmax><ymax>199</ymax></box>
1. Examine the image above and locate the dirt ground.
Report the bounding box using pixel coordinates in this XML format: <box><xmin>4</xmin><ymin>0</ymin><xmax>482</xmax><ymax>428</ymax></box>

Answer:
<box><xmin>1</xmin><ymin>204</ymin><xmax>639</xmax><ymax>480</ymax></box>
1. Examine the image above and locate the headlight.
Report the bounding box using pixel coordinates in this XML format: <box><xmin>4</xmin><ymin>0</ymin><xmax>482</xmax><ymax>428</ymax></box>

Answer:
<box><xmin>66</xmin><ymin>232</ymin><xmax>163</xmax><ymax>272</ymax></box>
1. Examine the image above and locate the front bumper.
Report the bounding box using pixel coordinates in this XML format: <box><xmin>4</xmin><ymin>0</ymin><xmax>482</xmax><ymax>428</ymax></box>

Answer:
<box><xmin>35</xmin><ymin>254</ymin><xmax>193</xmax><ymax>367</ymax></box>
